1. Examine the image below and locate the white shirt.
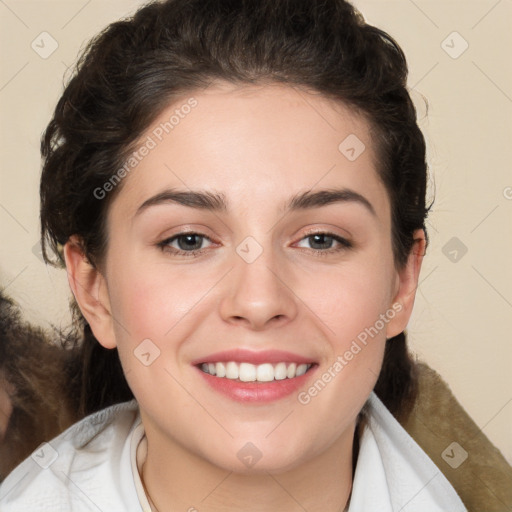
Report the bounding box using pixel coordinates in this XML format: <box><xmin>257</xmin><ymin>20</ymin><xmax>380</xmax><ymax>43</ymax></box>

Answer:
<box><xmin>0</xmin><ymin>392</ymin><xmax>467</xmax><ymax>511</ymax></box>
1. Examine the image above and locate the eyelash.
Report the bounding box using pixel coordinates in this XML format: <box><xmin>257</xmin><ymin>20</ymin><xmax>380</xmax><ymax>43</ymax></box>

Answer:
<box><xmin>157</xmin><ymin>230</ymin><xmax>353</xmax><ymax>258</ymax></box>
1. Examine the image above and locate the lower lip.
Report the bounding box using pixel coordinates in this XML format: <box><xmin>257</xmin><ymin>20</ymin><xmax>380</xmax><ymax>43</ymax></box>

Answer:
<box><xmin>196</xmin><ymin>366</ymin><xmax>317</xmax><ymax>403</ymax></box>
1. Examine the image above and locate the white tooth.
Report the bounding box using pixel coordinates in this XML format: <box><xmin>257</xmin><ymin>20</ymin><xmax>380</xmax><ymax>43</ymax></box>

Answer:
<box><xmin>206</xmin><ymin>361</ymin><xmax>310</xmax><ymax>380</ymax></box>
<box><xmin>256</xmin><ymin>363</ymin><xmax>275</xmax><ymax>382</ymax></box>
<box><xmin>216</xmin><ymin>362</ymin><xmax>226</xmax><ymax>378</ymax></box>
<box><xmin>225</xmin><ymin>361</ymin><xmax>239</xmax><ymax>380</ymax></box>
<box><xmin>287</xmin><ymin>363</ymin><xmax>297</xmax><ymax>379</ymax></box>
<box><xmin>239</xmin><ymin>363</ymin><xmax>257</xmax><ymax>382</ymax></box>
<box><xmin>296</xmin><ymin>363</ymin><xmax>308</xmax><ymax>377</ymax></box>
<box><xmin>274</xmin><ymin>362</ymin><xmax>287</xmax><ymax>380</ymax></box>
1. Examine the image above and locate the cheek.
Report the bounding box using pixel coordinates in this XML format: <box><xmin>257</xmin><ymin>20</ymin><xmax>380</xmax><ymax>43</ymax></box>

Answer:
<box><xmin>303</xmin><ymin>259</ymin><xmax>396</xmax><ymax>344</ymax></box>
<box><xmin>108</xmin><ymin>260</ymin><xmax>207</xmax><ymax>341</ymax></box>
<box><xmin>105</xmin><ymin>258</ymin><xmax>225</xmax><ymax>395</ymax></box>
<box><xmin>292</xmin><ymin>265</ymin><xmax>392</xmax><ymax>441</ymax></box>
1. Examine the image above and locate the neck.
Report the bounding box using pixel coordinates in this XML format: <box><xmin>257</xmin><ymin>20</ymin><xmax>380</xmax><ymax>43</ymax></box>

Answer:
<box><xmin>139</xmin><ymin>421</ymin><xmax>358</xmax><ymax>512</ymax></box>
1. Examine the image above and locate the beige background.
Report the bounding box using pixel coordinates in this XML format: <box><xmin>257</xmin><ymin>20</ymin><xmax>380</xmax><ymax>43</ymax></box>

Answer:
<box><xmin>0</xmin><ymin>0</ymin><xmax>511</xmax><ymax>465</ymax></box>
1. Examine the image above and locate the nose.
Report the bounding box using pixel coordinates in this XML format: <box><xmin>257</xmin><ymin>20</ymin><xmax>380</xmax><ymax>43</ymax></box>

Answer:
<box><xmin>219</xmin><ymin>242</ymin><xmax>298</xmax><ymax>330</ymax></box>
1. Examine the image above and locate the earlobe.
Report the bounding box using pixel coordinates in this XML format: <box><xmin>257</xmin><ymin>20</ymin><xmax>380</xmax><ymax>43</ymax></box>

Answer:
<box><xmin>63</xmin><ymin>237</ymin><xmax>117</xmax><ymax>349</ymax></box>
<box><xmin>386</xmin><ymin>229</ymin><xmax>427</xmax><ymax>339</ymax></box>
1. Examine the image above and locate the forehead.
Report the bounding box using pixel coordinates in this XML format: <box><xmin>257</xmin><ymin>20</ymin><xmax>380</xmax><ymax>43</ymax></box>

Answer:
<box><xmin>109</xmin><ymin>81</ymin><xmax>389</xmax><ymax>222</ymax></box>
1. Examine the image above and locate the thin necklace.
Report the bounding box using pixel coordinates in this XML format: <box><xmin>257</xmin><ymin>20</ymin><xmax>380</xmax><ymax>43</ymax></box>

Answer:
<box><xmin>140</xmin><ymin>464</ymin><xmax>352</xmax><ymax>512</ymax></box>
<box><xmin>139</xmin><ymin>426</ymin><xmax>357</xmax><ymax>512</ymax></box>
<box><xmin>140</xmin><ymin>462</ymin><xmax>160</xmax><ymax>512</ymax></box>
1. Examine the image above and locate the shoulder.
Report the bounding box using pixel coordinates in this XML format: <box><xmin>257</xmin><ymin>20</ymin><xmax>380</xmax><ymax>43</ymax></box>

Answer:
<box><xmin>0</xmin><ymin>400</ymin><xmax>142</xmax><ymax>512</ymax></box>
<box><xmin>401</xmin><ymin>362</ymin><xmax>512</xmax><ymax>510</ymax></box>
<box><xmin>349</xmin><ymin>391</ymin><xmax>467</xmax><ymax>512</ymax></box>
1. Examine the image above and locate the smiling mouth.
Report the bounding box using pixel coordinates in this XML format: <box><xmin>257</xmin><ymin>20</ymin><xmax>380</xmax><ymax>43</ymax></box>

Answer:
<box><xmin>198</xmin><ymin>361</ymin><xmax>315</xmax><ymax>382</ymax></box>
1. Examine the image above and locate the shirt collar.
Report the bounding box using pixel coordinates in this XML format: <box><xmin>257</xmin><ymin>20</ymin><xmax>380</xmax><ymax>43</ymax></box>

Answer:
<box><xmin>348</xmin><ymin>392</ymin><xmax>467</xmax><ymax>512</ymax></box>
<box><xmin>127</xmin><ymin>392</ymin><xmax>466</xmax><ymax>512</ymax></box>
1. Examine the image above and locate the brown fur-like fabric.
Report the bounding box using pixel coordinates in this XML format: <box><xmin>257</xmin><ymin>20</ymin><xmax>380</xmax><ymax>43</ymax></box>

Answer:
<box><xmin>400</xmin><ymin>362</ymin><xmax>512</xmax><ymax>512</ymax></box>
<box><xmin>0</xmin><ymin>293</ymin><xmax>78</xmax><ymax>481</ymax></box>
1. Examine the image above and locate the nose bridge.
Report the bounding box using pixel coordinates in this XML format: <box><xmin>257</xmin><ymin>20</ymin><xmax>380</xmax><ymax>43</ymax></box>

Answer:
<box><xmin>219</xmin><ymin>233</ymin><xmax>297</xmax><ymax>328</ymax></box>
<box><xmin>236</xmin><ymin>234</ymin><xmax>281</xmax><ymax>290</ymax></box>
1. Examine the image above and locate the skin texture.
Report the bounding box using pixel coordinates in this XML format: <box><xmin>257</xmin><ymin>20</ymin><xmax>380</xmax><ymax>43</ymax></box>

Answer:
<box><xmin>65</xmin><ymin>81</ymin><xmax>425</xmax><ymax>511</ymax></box>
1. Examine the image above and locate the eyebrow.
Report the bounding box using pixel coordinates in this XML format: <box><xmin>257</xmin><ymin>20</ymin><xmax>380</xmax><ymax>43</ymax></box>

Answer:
<box><xmin>135</xmin><ymin>187</ymin><xmax>376</xmax><ymax>217</ymax></box>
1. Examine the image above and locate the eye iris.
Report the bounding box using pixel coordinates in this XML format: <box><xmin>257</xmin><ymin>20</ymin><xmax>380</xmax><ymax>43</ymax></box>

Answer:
<box><xmin>310</xmin><ymin>234</ymin><xmax>332</xmax><ymax>249</ymax></box>
<box><xmin>178</xmin><ymin>234</ymin><xmax>202</xmax><ymax>251</ymax></box>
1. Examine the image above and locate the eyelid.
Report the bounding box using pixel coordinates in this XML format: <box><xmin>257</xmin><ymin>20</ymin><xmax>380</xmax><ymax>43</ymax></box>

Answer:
<box><xmin>298</xmin><ymin>226</ymin><xmax>351</xmax><ymax>242</ymax></box>
<box><xmin>299</xmin><ymin>223</ymin><xmax>353</xmax><ymax>240</ymax></box>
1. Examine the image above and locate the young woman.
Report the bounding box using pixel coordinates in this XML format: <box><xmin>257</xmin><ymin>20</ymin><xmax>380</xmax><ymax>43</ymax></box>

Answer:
<box><xmin>0</xmin><ymin>0</ymin><xmax>467</xmax><ymax>510</ymax></box>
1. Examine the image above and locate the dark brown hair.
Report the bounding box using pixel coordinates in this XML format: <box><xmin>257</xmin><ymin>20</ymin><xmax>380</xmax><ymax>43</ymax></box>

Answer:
<box><xmin>40</xmin><ymin>0</ymin><xmax>430</xmax><ymax>420</ymax></box>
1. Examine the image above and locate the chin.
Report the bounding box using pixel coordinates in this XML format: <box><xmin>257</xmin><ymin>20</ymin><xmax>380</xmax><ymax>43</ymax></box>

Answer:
<box><xmin>199</xmin><ymin>436</ymin><xmax>315</xmax><ymax>475</ymax></box>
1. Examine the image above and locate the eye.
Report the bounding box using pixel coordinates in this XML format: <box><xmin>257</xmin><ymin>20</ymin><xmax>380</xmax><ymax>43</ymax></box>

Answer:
<box><xmin>158</xmin><ymin>232</ymin><xmax>214</xmax><ymax>255</ymax></box>
<box><xmin>157</xmin><ymin>230</ymin><xmax>353</xmax><ymax>258</ymax></box>
<box><xmin>295</xmin><ymin>232</ymin><xmax>352</xmax><ymax>255</ymax></box>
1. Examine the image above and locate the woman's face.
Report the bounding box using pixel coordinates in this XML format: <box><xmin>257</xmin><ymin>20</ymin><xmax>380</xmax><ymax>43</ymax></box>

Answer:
<box><xmin>70</xmin><ymin>81</ymin><xmax>422</xmax><ymax>473</ymax></box>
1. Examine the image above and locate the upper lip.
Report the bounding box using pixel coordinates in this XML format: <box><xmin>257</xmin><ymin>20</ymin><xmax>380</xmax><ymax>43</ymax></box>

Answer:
<box><xmin>191</xmin><ymin>349</ymin><xmax>316</xmax><ymax>366</ymax></box>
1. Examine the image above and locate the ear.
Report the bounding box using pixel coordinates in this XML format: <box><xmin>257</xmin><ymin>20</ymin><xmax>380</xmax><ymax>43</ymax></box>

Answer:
<box><xmin>386</xmin><ymin>229</ymin><xmax>426</xmax><ymax>339</ymax></box>
<box><xmin>63</xmin><ymin>236</ymin><xmax>117</xmax><ymax>349</ymax></box>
